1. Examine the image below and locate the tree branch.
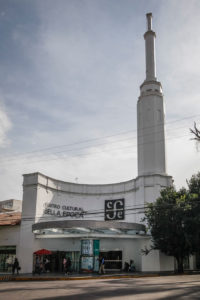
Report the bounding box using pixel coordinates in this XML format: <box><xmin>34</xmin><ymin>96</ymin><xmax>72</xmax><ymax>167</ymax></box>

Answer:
<box><xmin>190</xmin><ymin>122</ymin><xmax>200</xmax><ymax>141</ymax></box>
<box><xmin>141</xmin><ymin>246</ymin><xmax>153</xmax><ymax>256</ymax></box>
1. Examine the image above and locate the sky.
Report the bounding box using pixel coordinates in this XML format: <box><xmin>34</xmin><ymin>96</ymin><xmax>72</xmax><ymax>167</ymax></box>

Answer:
<box><xmin>0</xmin><ymin>0</ymin><xmax>200</xmax><ymax>201</ymax></box>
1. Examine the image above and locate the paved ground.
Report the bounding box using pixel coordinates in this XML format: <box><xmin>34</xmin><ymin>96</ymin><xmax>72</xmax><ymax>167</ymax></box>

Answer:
<box><xmin>1</xmin><ymin>274</ymin><xmax>200</xmax><ymax>299</ymax></box>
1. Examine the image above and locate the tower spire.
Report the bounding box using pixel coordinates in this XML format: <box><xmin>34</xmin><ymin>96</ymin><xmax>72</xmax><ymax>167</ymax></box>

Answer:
<box><xmin>146</xmin><ymin>12</ymin><xmax>152</xmax><ymax>30</ymax></box>
<box><xmin>144</xmin><ymin>13</ymin><xmax>156</xmax><ymax>81</ymax></box>
<box><xmin>137</xmin><ymin>14</ymin><xmax>166</xmax><ymax>177</ymax></box>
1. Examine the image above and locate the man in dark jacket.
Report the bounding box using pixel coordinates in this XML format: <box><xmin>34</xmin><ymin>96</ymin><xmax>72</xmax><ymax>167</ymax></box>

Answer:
<box><xmin>12</xmin><ymin>258</ymin><xmax>20</xmax><ymax>275</ymax></box>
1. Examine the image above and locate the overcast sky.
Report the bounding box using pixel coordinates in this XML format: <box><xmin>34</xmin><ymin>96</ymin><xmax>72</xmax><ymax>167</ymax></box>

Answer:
<box><xmin>0</xmin><ymin>0</ymin><xmax>200</xmax><ymax>200</ymax></box>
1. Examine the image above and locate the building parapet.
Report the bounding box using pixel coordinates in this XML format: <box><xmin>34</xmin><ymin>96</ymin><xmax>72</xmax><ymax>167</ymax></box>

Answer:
<box><xmin>23</xmin><ymin>172</ymin><xmax>136</xmax><ymax>196</ymax></box>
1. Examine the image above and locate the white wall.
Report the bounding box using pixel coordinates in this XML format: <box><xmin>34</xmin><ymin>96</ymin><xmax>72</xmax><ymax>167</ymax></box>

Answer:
<box><xmin>139</xmin><ymin>239</ymin><xmax>175</xmax><ymax>272</ymax></box>
<box><xmin>35</xmin><ymin>238</ymin><xmax>80</xmax><ymax>252</ymax></box>
<box><xmin>140</xmin><ymin>239</ymin><xmax>161</xmax><ymax>271</ymax></box>
<box><xmin>0</xmin><ymin>225</ymin><xmax>20</xmax><ymax>247</ymax></box>
<box><xmin>18</xmin><ymin>177</ymin><xmax>38</xmax><ymax>273</ymax></box>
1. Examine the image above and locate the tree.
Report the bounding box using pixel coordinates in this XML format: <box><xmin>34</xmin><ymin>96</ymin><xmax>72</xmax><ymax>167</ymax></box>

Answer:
<box><xmin>144</xmin><ymin>186</ymin><xmax>200</xmax><ymax>273</ymax></box>
<box><xmin>186</xmin><ymin>172</ymin><xmax>200</xmax><ymax>253</ymax></box>
<box><xmin>190</xmin><ymin>122</ymin><xmax>200</xmax><ymax>141</ymax></box>
<box><xmin>187</xmin><ymin>172</ymin><xmax>200</xmax><ymax>196</ymax></box>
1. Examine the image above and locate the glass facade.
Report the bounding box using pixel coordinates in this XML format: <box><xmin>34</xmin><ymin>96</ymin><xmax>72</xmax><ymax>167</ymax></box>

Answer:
<box><xmin>33</xmin><ymin>251</ymin><xmax>80</xmax><ymax>273</ymax></box>
<box><xmin>0</xmin><ymin>246</ymin><xmax>16</xmax><ymax>273</ymax></box>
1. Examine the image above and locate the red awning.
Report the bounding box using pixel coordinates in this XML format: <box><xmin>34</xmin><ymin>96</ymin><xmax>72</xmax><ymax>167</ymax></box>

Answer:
<box><xmin>33</xmin><ymin>249</ymin><xmax>52</xmax><ymax>255</ymax></box>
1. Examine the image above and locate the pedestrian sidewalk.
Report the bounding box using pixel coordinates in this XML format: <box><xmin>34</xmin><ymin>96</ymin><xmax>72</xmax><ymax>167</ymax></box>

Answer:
<box><xmin>0</xmin><ymin>271</ymin><xmax>160</xmax><ymax>282</ymax></box>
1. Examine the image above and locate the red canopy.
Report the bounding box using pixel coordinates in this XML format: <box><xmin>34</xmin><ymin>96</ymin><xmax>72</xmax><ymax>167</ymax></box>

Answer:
<box><xmin>34</xmin><ymin>249</ymin><xmax>52</xmax><ymax>255</ymax></box>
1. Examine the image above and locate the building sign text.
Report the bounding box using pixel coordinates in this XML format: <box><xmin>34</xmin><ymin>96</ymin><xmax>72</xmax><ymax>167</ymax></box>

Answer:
<box><xmin>43</xmin><ymin>202</ymin><xmax>85</xmax><ymax>218</ymax></box>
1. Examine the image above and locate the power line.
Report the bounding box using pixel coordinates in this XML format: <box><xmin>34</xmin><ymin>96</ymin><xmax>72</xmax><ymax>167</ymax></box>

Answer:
<box><xmin>0</xmin><ymin>114</ymin><xmax>193</xmax><ymax>166</ymax></box>
<box><xmin>0</xmin><ymin>113</ymin><xmax>198</xmax><ymax>163</ymax></box>
<box><xmin>0</xmin><ymin>120</ymin><xmax>190</xmax><ymax>165</ymax></box>
<box><xmin>0</xmin><ymin>131</ymin><xmax>190</xmax><ymax>166</ymax></box>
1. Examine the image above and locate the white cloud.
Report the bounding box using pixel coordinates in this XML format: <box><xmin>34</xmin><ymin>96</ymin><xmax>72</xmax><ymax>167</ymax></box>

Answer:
<box><xmin>0</xmin><ymin>101</ymin><xmax>11</xmax><ymax>147</ymax></box>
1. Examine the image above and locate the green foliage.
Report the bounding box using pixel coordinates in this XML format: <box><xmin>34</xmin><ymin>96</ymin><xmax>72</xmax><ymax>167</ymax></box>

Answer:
<box><xmin>187</xmin><ymin>172</ymin><xmax>200</xmax><ymax>196</ymax></box>
<box><xmin>144</xmin><ymin>174</ymin><xmax>200</xmax><ymax>273</ymax></box>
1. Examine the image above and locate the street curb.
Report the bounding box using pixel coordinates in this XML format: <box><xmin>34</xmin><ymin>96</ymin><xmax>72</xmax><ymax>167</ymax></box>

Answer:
<box><xmin>0</xmin><ymin>274</ymin><xmax>160</xmax><ymax>282</ymax></box>
<box><xmin>1</xmin><ymin>271</ymin><xmax>199</xmax><ymax>282</ymax></box>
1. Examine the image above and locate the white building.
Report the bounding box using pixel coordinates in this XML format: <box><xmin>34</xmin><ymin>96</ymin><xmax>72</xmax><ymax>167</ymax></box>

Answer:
<box><xmin>0</xmin><ymin>13</ymin><xmax>195</xmax><ymax>274</ymax></box>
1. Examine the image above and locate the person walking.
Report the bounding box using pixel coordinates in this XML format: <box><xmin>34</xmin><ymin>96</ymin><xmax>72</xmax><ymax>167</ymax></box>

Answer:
<box><xmin>12</xmin><ymin>258</ymin><xmax>20</xmax><ymax>275</ymax></box>
<box><xmin>99</xmin><ymin>256</ymin><xmax>105</xmax><ymax>274</ymax></box>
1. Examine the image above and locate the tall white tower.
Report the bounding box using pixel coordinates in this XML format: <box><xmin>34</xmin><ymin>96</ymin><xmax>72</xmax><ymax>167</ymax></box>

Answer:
<box><xmin>137</xmin><ymin>13</ymin><xmax>166</xmax><ymax>176</ymax></box>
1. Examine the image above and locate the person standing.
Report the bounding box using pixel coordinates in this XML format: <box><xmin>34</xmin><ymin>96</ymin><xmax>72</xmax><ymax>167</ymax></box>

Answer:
<box><xmin>65</xmin><ymin>257</ymin><xmax>71</xmax><ymax>275</ymax></box>
<box><xmin>63</xmin><ymin>257</ymin><xmax>67</xmax><ymax>274</ymax></box>
<box><xmin>12</xmin><ymin>258</ymin><xmax>20</xmax><ymax>275</ymax></box>
<box><xmin>35</xmin><ymin>256</ymin><xmax>41</xmax><ymax>274</ymax></box>
<box><xmin>44</xmin><ymin>257</ymin><xmax>50</xmax><ymax>272</ymax></box>
<box><xmin>124</xmin><ymin>261</ymin><xmax>130</xmax><ymax>272</ymax></box>
<box><xmin>99</xmin><ymin>256</ymin><xmax>105</xmax><ymax>274</ymax></box>
<box><xmin>129</xmin><ymin>260</ymin><xmax>136</xmax><ymax>272</ymax></box>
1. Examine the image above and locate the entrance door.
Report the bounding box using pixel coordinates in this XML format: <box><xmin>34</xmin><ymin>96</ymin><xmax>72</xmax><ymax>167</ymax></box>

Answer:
<box><xmin>65</xmin><ymin>251</ymin><xmax>80</xmax><ymax>272</ymax></box>
<box><xmin>47</xmin><ymin>251</ymin><xmax>80</xmax><ymax>272</ymax></box>
<box><xmin>100</xmin><ymin>251</ymin><xmax>122</xmax><ymax>271</ymax></box>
